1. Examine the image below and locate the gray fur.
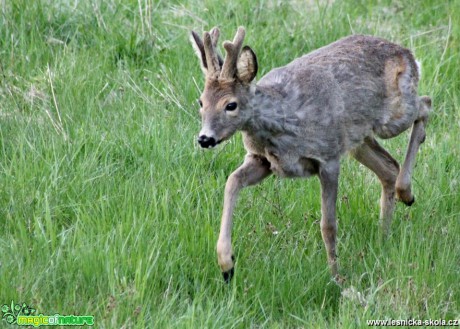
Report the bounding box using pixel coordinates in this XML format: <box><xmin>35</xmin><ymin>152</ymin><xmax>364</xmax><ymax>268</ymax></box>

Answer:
<box><xmin>190</xmin><ymin>27</ymin><xmax>432</xmax><ymax>281</ymax></box>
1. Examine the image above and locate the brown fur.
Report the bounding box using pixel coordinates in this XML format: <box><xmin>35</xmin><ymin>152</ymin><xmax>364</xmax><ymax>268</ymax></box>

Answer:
<box><xmin>190</xmin><ymin>27</ymin><xmax>432</xmax><ymax>282</ymax></box>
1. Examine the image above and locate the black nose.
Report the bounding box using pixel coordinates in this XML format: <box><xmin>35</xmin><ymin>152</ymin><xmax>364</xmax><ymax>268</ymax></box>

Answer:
<box><xmin>197</xmin><ymin>135</ymin><xmax>217</xmax><ymax>148</ymax></box>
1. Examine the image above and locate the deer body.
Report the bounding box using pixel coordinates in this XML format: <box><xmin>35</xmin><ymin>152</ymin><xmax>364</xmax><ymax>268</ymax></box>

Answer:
<box><xmin>190</xmin><ymin>27</ymin><xmax>431</xmax><ymax>282</ymax></box>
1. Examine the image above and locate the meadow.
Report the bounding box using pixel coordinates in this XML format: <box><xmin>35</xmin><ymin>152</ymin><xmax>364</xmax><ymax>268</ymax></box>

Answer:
<box><xmin>0</xmin><ymin>0</ymin><xmax>459</xmax><ymax>327</ymax></box>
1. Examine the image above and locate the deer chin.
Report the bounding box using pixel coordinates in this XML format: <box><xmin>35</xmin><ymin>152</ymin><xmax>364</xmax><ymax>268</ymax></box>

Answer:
<box><xmin>207</xmin><ymin>139</ymin><xmax>222</xmax><ymax>149</ymax></box>
<box><xmin>207</xmin><ymin>137</ymin><xmax>225</xmax><ymax>149</ymax></box>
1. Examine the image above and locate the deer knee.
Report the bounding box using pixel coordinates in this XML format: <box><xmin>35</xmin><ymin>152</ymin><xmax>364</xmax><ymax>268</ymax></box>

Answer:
<box><xmin>225</xmin><ymin>169</ymin><xmax>249</xmax><ymax>195</ymax></box>
<box><xmin>226</xmin><ymin>157</ymin><xmax>270</xmax><ymax>192</ymax></box>
<box><xmin>382</xmin><ymin>168</ymin><xmax>399</xmax><ymax>191</ymax></box>
<box><xmin>226</xmin><ymin>171</ymin><xmax>242</xmax><ymax>190</ymax></box>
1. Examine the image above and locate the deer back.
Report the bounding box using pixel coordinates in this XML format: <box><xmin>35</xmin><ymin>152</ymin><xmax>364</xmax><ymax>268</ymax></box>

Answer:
<box><xmin>241</xmin><ymin>35</ymin><xmax>420</xmax><ymax>175</ymax></box>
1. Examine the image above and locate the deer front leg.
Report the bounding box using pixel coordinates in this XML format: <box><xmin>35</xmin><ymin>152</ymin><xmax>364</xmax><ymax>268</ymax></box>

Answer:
<box><xmin>217</xmin><ymin>154</ymin><xmax>271</xmax><ymax>282</ymax></box>
<box><xmin>318</xmin><ymin>160</ymin><xmax>340</xmax><ymax>280</ymax></box>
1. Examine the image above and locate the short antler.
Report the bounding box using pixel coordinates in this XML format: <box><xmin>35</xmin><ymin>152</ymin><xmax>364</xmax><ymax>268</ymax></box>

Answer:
<box><xmin>209</xmin><ymin>28</ymin><xmax>222</xmax><ymax>57</ymax></box>
<box><xmin>203</xmin><ymin>28</ymin><xmax>223</xmax><ymax>79</ymax></box>
<box><xmin>191</xmin><ymin>27</ymin><xmax>223</xmax><ymax>76</ymax></box>
<box><xmin>220</xmin><ymin>27</ymin><xmax>246</xmax><ymax>80</ymax></box>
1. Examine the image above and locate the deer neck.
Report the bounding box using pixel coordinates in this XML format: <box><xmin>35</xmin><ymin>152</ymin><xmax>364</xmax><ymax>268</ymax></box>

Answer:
<box><xmin>242</xmin><ymin>84</ymin><xmax>287</xmax><ymax>135</ymax></box>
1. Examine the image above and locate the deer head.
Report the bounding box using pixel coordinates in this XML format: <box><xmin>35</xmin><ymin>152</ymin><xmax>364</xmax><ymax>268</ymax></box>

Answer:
<box><xmin>190</xmin><ymin>27</ymin><xmax>258</xmax><ymax>148</ymax></box>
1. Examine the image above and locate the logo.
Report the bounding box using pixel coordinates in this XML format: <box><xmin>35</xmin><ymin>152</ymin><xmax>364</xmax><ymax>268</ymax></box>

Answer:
<box><xmin>1</xmin><ymin>302</ymin><xmax>94</xmax><ymax>327</ymax></box>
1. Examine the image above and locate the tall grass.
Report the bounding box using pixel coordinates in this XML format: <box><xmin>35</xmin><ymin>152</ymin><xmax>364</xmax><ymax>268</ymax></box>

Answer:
<box><xmin>0</xmin><ymin>0</ymin><xmax>459</xmax><ymax>327</ymax></box>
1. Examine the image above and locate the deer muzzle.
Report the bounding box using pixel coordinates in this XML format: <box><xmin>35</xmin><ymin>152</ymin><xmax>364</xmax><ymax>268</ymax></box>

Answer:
<box><xmin>197</xmin><ymin>135</ymin><xmax>219</xmax><ymax>148</ymax></box>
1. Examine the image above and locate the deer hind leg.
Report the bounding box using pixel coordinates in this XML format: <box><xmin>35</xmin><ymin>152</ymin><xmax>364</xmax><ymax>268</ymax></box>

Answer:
<box><xmin>351</xmin><ymin>137</ymin><xmax>400</xmax><ymax>234</ymax></box>
<box><xmin>395</xmin><ymin>96</ymin><xmax>431</xmax><ymax>205</ymax></box>
<box><xmin>217</xmin><ymin>154</ymin><xmax>271</xmax><ymax>282</ymax></box>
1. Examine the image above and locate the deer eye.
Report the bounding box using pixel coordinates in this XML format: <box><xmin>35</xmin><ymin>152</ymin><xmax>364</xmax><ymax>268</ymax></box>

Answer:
<box><xmin>225</xmin><ymin>102</ymin><xmax>237</xmax><ymax>111</ymax></box>
<box><xmin>197</xmin><ymin>99</ymin><xmax>203</xmax><ymax>107</ymax></box>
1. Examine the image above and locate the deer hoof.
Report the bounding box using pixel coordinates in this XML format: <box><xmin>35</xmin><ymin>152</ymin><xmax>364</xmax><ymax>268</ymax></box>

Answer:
<box><xmin>222</xmin><ymin>267</ymin><xmax>234</xmax><ymax>283</ymax></box>
<box><xmin>404</xmin><ymin>196</ymin><xmax>415</xmax><ymax>206</ymax></box>
<box><xmin>396</xmin><ymin>187</ymin><xmax>415</xmax><ymax>206</ymax></box>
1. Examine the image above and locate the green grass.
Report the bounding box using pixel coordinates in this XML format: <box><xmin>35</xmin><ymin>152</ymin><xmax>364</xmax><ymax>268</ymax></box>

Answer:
<box><xmin>0</xmin><ymin>0</ymin><xmax>459</xmax><ymax>327</ymax></box>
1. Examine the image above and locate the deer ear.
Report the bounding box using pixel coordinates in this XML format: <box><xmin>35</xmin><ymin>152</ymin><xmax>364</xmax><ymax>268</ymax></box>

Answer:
<box><xmin>190</xmin><ymin>30</ymin><xmax>208</xmax><ymax>74</ymax></box>
<box><xmin>237</xmin><ymin>46</ymin><xmax>258</xmax><ymax>83</ymax></box>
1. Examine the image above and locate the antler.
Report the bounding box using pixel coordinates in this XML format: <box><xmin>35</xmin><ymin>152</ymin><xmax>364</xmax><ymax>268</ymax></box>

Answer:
<box><xmin>191</xmin><ymin>27</ymin><xmax>245</xmax><ymax>80</ymax></box>
<box><xmin>203</xmin><ymin>27</ymin><xmax>223</xmax><ymax>78</ymax></box>
<box><xmin>190</xmin><ymin>27</ymin><xmax>223</xmax><ymax>76</ymax></box>
<box><xmin>220</xmin><ymin>27</ymin><xmax>246</xmax><ymax>80</ymax></box>
<box><xmin>209</xmin><ymin>27</ymin><xmax>223</xmax><ymax>65</ymax></box>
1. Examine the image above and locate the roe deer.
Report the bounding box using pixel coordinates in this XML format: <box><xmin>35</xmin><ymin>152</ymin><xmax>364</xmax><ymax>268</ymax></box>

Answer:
<box><xmin>190</xmin><ymin>27</ymin><xmax>431</xmax><ymax>282</ymax></box>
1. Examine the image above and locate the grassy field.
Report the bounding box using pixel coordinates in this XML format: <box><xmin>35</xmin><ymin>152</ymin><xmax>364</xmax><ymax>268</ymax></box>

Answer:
<box><xmin>0</xmin><ymin>0</ymin><xmax>459</xmax><ymax>327</ymax></box>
